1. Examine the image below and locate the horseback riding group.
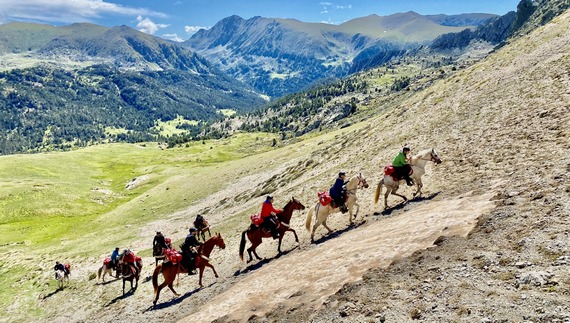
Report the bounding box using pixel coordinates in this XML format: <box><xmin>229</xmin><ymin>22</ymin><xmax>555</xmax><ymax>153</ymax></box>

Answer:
<box><xmin>88</xmin><ymin>146</ymin><xmax>441</xmax><ymax>304</ymax></box>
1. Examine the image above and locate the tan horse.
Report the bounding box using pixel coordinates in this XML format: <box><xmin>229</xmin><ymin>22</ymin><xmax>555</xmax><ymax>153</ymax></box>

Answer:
<box><xmin>374</xmin><ymin>148</ymin><xmax>442</xmax><ymax>210</ymax></box>
<box><xmin>151</xmin><ymin>233</ymin><xmax>226</xmax><ymax>305</ymax></box>
<box><xmin>305</xmin><ymin>174</ymin><xmax>369</xmax><ymax>243</ymax></box>
<box><xmin>97</xmin><ymin>257</ymin><xmax>117</xmax><ymax>282</ymax></box>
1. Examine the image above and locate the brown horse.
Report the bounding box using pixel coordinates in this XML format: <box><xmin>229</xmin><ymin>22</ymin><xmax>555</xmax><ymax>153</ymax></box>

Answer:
<box><xmin>120</xmin><ymin>260</ymin><xmax>143</xmax><ymax>295</ymax></box>
<box><xmin>194</xmin><ymin>218</ymin><xmax>211</xmax><ymax>242</ymax></box>
<box><xmin>151</xmin><ymin>233</ymin><xmax>226</xmax><ymax>305</ymax></box>
<box><xmin>239</xmin><ymin>197</ymin><xmax>306</xmax><ymax>263</ymax></box>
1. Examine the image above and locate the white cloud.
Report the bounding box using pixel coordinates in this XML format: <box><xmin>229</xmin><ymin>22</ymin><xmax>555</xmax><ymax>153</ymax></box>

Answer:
<box><xmin>162</xmin><ymin>33</ymin><xmax>184</xmax><ymax>42</ymax></box>
<box><xmin>319</xmin><ymin>2</ymin><xmax>352</xmax><ymax>16</ymax></box>
<box><xmin>185</xmin><ymin>25</ymin><xmax>209</xmax><ymax>36</ymax></box>
<box><xmin>0</xmin><ymin>0</ymin><xmax>167</xmax><ymax>24</ymax></box>
<box><xmin>136</xmin><ymin>15</ymin><xmax>168</xmax><ymax>35</ymax></box>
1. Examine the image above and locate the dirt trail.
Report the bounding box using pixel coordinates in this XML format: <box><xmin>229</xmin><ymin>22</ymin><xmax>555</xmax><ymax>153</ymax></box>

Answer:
<box><xmin>180</xmin><ymin>192</ymin><xmax>496</xmax><ymax>322</ymax></box>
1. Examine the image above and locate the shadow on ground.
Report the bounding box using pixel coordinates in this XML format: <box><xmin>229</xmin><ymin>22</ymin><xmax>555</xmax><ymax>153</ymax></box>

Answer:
<box><xmin>374</xmin><ymin>192</ymin><xmax>441</xmax><ymax>216</ymax></box>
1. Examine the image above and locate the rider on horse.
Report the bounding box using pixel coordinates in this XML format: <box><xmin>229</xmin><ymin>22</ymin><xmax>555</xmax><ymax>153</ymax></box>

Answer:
<box><xmin>260</xmin><ymin>195</ymin><xmax>282</xmax><ymax>239</ymax></box>
<box><xmin>120</xmin><ymin>249</ymin><xmax>139</xmax><ymax>273</ymax></box>
<box><xmin>181</xmin><ymin>227</ymin><xmax>202</xmax><ymax>275</ymax></box>
<box><xmin>194</xmin><ymin>214</ymin><xmax>206</xmax><ymax>230</ymax></box>
<box><xmin>110</xmin><ymin>247</ymin><xmax>120</xmax><ymax>276</ymax></box>
<box><xmin>54</xmin><ymin>261</ymin><xmax>69</xmax><ymax>275</ymax></box>
<box><xmin>153</xmin><ymin>231</ymin><xmax>169</xmax><ymax>256</ymax></box>
<box><xmin>330</xmin><ymin>171</ymin><xmax>348</xmax><ymax>213</ymax></box>
<box><xmin>393</xmin><ymin>147</ymin><xmax>414</xmax><ymax>186</ymax></box>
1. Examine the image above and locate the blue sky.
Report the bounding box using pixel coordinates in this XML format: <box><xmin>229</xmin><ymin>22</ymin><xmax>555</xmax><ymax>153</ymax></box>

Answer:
<box><xmin>0</xmin><ymin>0</ymin><xmax>521</xmax><ymax>42</ymax></box>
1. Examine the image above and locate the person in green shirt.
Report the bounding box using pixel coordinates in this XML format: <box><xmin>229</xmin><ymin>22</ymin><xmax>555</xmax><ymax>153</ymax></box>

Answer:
<box><xmin>392</xmin><ymin>147</ymin><xmax>414</xmax><ymax>186</ymax></box>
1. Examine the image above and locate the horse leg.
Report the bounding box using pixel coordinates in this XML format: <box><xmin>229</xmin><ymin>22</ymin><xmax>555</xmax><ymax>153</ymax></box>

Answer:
<box><xmin>247</xmin><ymin>243</ymin><xmax>259</xmax><ymax>263</ymax></box>
<box><xmin>207</xmin><ymin>228</ymin><xmax>211</xmax><ymax>238</ymax></box>
<box><xmin>322</xmin><ymin>219</ymin><xmax>334</xmax><ymax>234</ymax></box>
<box><xmin>413</xmin><ymin>178</ymin><xmax>423</xmax><ymax>197</ymax></box>
<box><xmin>122</xmin><ymin>279</ymin><xmax>126</xmax><ymax>295</ymax></box>
<box><xmin>277</xmin><ymin>236</ymin><xmax>283</xmax><ymax>254</ymax></box>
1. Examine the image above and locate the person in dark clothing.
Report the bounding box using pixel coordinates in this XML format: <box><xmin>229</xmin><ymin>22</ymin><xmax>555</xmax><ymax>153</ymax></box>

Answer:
<box><xmin>260</xmin><ymin>195</ymin><xmax>282</xmax><ymax>239</ymax></box>
<box><xmin>330</xmin><ymin>171</ymin><xmax>348</xmax><ymax>213</ymax></box>
<box><xmin>153</xmin><ymin>231</ymin><xmax>169</xmax><ymax>256</ymax></box>
<box><xmin>392</xmin><ymin>147</ymin><xmax>414</xmax><ymax>186</ymax></box>
<box><xmin>181</xmin><ymin>228</ymin><xmax>202</xmax><ymax>275</ymax></box>
<box><xmin>54</xmin><ymin>261</ymin><xmax>69</xmax><ymax>275</ymax></box>
<box><xmin>194</xmin><ymin>214</ymin><xmax>206</xmax><ymax>230</ymax></box>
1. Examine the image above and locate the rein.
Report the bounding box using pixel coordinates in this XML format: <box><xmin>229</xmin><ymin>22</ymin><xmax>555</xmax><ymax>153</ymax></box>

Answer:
<box><xmin>346</xmin><ymin>175</ymin><xmax>367</xmax><ymax>195</ymax></box>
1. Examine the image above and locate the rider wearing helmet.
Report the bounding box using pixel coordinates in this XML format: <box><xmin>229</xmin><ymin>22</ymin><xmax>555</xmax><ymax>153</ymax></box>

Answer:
<box><xmin>260</xmin><ymin>195</ymin><xmax>282</xmax><ymax>239</ymax></box>
<box><xmin>330</xmin><ymin>171</ymin><xmax>348</xmax><ymax>213</ymax></box>
<box><xmin>181</xmin><ymin>227</ymin><xmax>202</xmax><ymax>275</ymax></box>
<box><xmin>393</xmin><ymin>147</ymin><xmax>414</xmax><ymax>186</ymax></box>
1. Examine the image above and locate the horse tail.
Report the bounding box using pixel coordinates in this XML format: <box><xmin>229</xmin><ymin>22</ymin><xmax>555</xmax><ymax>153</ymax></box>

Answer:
<box><xmin>152</xmin><ymin>263</ymin><xmax>162</xmax><ymax>293</ymax></box>
<box><xmin>305</xmin><ymin>205</ymin><xmax>315</xmax><ymax>232</ymax></box>
<box><xmin>239</xmin><ymin>229</ymin><xmax>247</xmax><ymax>261</ymax></box>
<box><xmin>97</xmin><ymin>266</ymin><xmax>102</xmax><ymax>280</ymax></box>
<box><xmin>374</xmin><ymin>178</ymin><xmax>383</xmax><ymax>204</ymax></box>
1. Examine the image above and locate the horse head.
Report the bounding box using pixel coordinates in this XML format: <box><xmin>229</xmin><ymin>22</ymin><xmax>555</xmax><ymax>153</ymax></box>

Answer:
<box><xmin>214</xmin><ymin>233</ymin><xmax>226</xmax><ymax>249</ymax></box>
<box><xmin>290</xmin><ymin>197</ymin><xmax>306</xmax><ymax>211</ymax></box>
<box><xmin>415</xmin><ymin>148</ymin><xmax>442</xmax><ymax>165</ymax></box>
<box><xmin>428</xmin><ymin>148</ymin><xmax>442</xmax><ymax>164</ymax></box>
<box><xmin>357</xmin><ymin>173</ymin><xmax>369</xmax><ymax>188</ymax></box>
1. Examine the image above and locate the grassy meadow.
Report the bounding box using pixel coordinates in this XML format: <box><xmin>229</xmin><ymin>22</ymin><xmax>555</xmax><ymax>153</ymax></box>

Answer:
<box><xmin>0</xmin><ymin>132</ymin><xmax>287</xmax><ymax>312</ymax></box>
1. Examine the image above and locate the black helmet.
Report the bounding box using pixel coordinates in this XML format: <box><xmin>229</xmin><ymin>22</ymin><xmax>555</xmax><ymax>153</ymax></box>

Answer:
<box><xmin>189</xmin><ymin>227</ymin><xmax>197</xmax><ymax>233</ymax></box>
<box><xmin>338</xmin><ymin>171</ymin><xmax>346</xmax><ymax>177</ymax></box>
<box><xmin>403</xmin><ymin>146</ymin><xmax>410</xmax><ymax>151</ymax></box>
<box><xmin>266</xmin><ymin>195</ymin><xmax>273</xmax><ymax>200</ymax></box>
<box><xmin>115</xmin><ymin>247</ymin><xmax>119</xmax><ymax>250</ymax></box>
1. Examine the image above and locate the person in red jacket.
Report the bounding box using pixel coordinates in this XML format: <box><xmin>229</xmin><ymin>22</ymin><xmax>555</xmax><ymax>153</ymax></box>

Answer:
<box><xmin>260</xmin><ymin>195</ymin><xmax>282</xmax><ymax>239</ymax></box>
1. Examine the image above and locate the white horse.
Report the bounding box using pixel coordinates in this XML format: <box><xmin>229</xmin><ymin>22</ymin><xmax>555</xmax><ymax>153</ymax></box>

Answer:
<box><xmin>374</xmin><ymin>148</ymin><xmax>442</xmax><ymax>210</ymax></box>
<box><xmin>305</xmin><ymin>173</ymin><xmax>369</xmax><ymax>243</ymax></box>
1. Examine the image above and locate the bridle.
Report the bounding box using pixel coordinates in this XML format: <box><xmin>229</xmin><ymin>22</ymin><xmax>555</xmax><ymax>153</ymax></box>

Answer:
<box><xmin>418</xmin><ymin>150</ymin><xmax>439</xmax><ymax>163</ymax></box>
<box><xmin>347</xmin><ymin>174</ymin><xmax>367</xmax><ymax>195</ymax></box>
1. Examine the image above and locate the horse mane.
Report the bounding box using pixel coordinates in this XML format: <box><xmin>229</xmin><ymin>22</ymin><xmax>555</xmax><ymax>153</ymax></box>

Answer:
<box><xmin>413</xmin><ymin>148</ymin><xmax>434</xmax><ymax>160</ymax></box>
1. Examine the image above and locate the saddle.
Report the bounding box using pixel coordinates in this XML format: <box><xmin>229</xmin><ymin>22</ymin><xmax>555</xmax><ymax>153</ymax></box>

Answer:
<box><xmin>103</xmin><ymin>257</ymin><xmax>112</xmax><ymax>267</ymax></box>
<box><xmin>250</xmin><ymin>213</ymin><xmax>263</xmax><ymax>226</ymax></box>
<box><xmin>163</xmin><ymin>249</ymin><xmax>183</xmax><ymax>264</ymax></box>
<box><xmin>384</xmin><ymin>165</ymin><xmax>413</xmax><ymax>181</ymax></box>
<box><xmin>318</xmin><ymin>191</ymin><xmax>346</xmax><ymax>208</ymax></box>
<box><xmin>318</xmin><ymin>191</ymin><xmax>333</xmax><ymax>206</ymax></box>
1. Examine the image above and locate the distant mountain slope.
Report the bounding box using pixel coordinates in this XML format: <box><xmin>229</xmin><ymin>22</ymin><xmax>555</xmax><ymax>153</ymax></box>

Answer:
<box><xmin>183</xmin><ymin>12</ymin><xmax>474</xmax><ymax>97</ymax></box>
<box><xmin>0</xmin><ymin>23</ymin><xmax>266</xmax><ymax>154</ymax></box>
<box><xmin>425</xmin><ymin>13</ymin><xmax>497</xmax><ymax>26</ymax></box>
<box><xmin>430</xmin><ymin>11</ymin><xmax>517</xmax><ymax>51</ymax></box>
<box><xmin>0</xmin><ymin>22</ymin><xmax>215</xmax><ymax>72</ymax></box>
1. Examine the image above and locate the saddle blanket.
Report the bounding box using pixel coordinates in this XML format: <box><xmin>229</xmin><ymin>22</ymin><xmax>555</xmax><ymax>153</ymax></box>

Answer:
<box><xmin>318</xmin><ymin>191</ymin><xmax>332</xmax><ymax>206</ymax></box>
<box><xmin>163</xmin><ymin>249</ymin><xmax>183</xmax><ymax>264</ymax></box>
<box><xmin>250</xmin><ymin>213</ymin><xmax>263</xmax><ymax>226</ymax></box>
<box><xmin>103</xmin><ymin>257</ymin><xmax>112</xmax><ymax>266</ymax></box>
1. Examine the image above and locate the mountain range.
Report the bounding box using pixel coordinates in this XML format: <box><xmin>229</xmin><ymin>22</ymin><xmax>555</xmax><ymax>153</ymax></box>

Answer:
<box><xmin>183</xmin><ymin>11</ymin><xmax>495</xmax><ymax>97</ymax></box>
<box><xmin>0</xmin><ymin>10</ymin><xmax>521</xmax><ymax>154</ymax></box>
